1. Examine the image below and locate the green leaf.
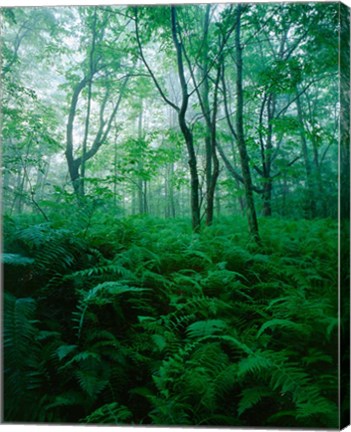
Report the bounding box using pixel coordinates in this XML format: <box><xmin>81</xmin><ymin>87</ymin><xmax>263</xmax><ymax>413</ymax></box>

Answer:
<box><xmin>256</xmin><ymin>319</ymin><xmax>308</xmax><ymax>338</ymax></box>
<box><xmin>2</xmin><ymin>253</ymin><xmax>34</xmax><ymax>266</ymax></box>
<box><xmin>56</xmin><ymin>345</ymin><xmax>77</xmax><ymax>361</ymax></box>
<box><xmin>186</xmin><ymin>319</ymin><xmax>228</xmax><ymax>339</ymax></box>
<box><xmin>238</xmin><ymin>387</ymin><xmax>272</xmax><ymax>416</ymax></box>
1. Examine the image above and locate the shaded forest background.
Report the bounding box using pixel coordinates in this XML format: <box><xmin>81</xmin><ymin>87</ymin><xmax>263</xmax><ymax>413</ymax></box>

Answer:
<box><xmin>1</xmin><ymin>2</ymin><xmax>349</xmax><ymax>428</ymax></box>
<box><xmin>2</xmin><ymin>3</ymin><xmax>340</xmax><ymax>226</ymax></box>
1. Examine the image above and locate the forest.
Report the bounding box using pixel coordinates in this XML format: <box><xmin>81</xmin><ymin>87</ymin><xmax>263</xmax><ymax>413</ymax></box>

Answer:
<box><xmin>1</xmin><ymin>1</ymin><xmax>350</xmax><ymax>428</ymax></box>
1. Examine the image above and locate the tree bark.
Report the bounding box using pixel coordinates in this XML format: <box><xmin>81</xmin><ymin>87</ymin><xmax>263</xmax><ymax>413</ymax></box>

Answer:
<box><xmin>65</xmin><ymin>75</ymin><xmax>128</xmax><ymax>197</ymax></box>
<box><xmin>80</xmin><ymin>7</ymin><xmax>98</xmax><ymax>197</ymax></box>
<box><xmin>205</xmin><ymin>64</ymin><xmax>220</xmax><ymax>226</ymax></box>
<box><xmin>170</xmin><ymin>6</ymin><xmax>201</xmax><ymax>232</ymax></box>
<box><xmin>296</xmin><ymin>91</ymin><xmax>316</xmax><ymax>218</ymax></box>
<box><xmin>234</xmin><ymin>4</ymin><xmax>260</xmax><ymax>242</ymax></box>
<box><xmin>201</xmin><ymin>5</ymin><xmax>220</xmax><ymax>226</ymax></box>
<box><xmin>134</xmin><ymin>7</ymin><xmax>201</xmax><ymax>231</ymax></box>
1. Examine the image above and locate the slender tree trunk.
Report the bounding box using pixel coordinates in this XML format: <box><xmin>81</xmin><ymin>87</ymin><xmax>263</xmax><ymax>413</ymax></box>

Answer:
<box><xmin>205</xmin><ymin>65</ymin><xmax>221</xmax><ymax>226</ymax></box>
<box><xmin>235</xmin><ymin>4</ymin><xmax>260</xmax><ymax>242</ymax></box>
<box><xmin>65</xmin><ymin>76</ymin><xmax>88</xmax><ymax>196</ymax></box>
<box><xmin>169</xmin><ymin>163</ymin><xmax>176</xmax><ymax>218</ymax></box>
<box><xmin>3</xmin><ymin>167</ymin><xmax>11</xmax><ymax>212</ymax></box>
<box><xmin>262</xmin><ymin>179</ymin><xmax>273</xmax><ymax>216</ymax></box>
<box><xmin>143</xmin><ymin>181</ymin><xmax>148</xmax><ymax>214</ymax></box>
<box><xmin>165</xmin><ymin>163</ymin><xmax>176</xmax><ymax>218</ymax></box>
<box><xmin>202</xmin><ymin>5</ymin><xmax>215</xmax><ymax>226</ymax></box>
<box><xmin>164</xmin><ymin>169</ymin><xmax>169</xmax><ymax>218</ymax></box>
<box><xmin>132</xmin><ymin>187</ymin><xmax>137</xmax><ymax>215</ymax></box>
<box><xmin>261</xmin><ymin>95</ymin><xmax>275</xmax><ymax>216</ymax></box>
<box><xmin>12</xmin><ymin>170</ymin><xmax>25</xmax><ymax>214</ymax></box>
<box><xmin>311</xmin><ymin>136</ymin><xmax>327</xmax><ymax>217</ymax></box>
<box><xmin>134</xmin><ymin>7</ymin><xmax>200</xmax><ymax>231</ymax></box>
<box><xmin>80</xmin><ymin>8</ymin><xmax>98</xmax><ymax>196</ymax></box>
<box><xmin>137</xmin><ymin>102</ymin><xmax>147</xmax><ymax>215</ymax></box>
<box><xmin>171</xmin><ymin>7</ymin><xmax>201</xmax><ymax>232</ymax></box>
<box><xmin>34</xmin><ymin>159</ymin><xmax>50</xmax><ymax>201</ymax></box>
<box><xmin>296</xmin><ymin>91</ymin><xmax>316</xmax><ymax>218</ymax></box>
<box><xmin>215</xmin><ymin>191</ymin><xmax>221</xmax><ymax>218</ymax></box>
<box><xmin>113</xmin><ymin>129</ymin><xmax>118</xmax><ymax>210</ymax></box>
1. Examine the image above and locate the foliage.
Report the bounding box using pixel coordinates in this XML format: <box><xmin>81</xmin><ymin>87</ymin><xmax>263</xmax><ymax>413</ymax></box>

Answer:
<box><xmin>3</xmin><ymin>213</ymin><xmax>339</xmax><ymax>427</ymax></box>
<box><xmin>2</xmin><ymin>1</ymin><xmax>342</xmax><ymax>428</ymax></box>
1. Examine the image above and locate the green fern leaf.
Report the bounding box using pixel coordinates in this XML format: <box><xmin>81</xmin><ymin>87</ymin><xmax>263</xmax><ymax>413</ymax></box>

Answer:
<box><xmin>238</xmin><ymin>350</ymin><xmax>274</xmax><ymax>376</ymax></box>
<box><xmin>83</xmin><ymin>402</ymin><xmax>133</xmax><ymax>424</ymax></box>
<box><xmin>186</xmin><ymin>319</ymin><xmax>228</xmax><ymax>339</ymax></box>
<box><xmin>56</xmin><ymin>345</ymin><xmax>77</xmax><ymax>361</ymax></box>
<box><xmin>152</xmin><ymin>334</ymin><xmax>167</xmax><ymax>352</ymax></box>
<box><xmin>44</xmin><ymin>391</ymin><xmax>84</xmax><ymax>411</ymax></box>
<box><xmin>238</xmin><ymin>386</ymin><xmax>272</xmax><ymax>416</ymax></box>
<box><xmin>256</xmin><ymin>318</ymin><xmax>309</xmax><ymax>338</ymax></box>
<box><xmin>2</xmin><ymin>253</ymin><xmax>34</xmax><ymax>266</ymax></box>
<box><xmin>75</xmin><ymin>369</ymin><xmax>109</xmax><ymax>398</ymax></box>
<box><xmin>84</xmin><ymin>282</ymin><xmax>147</xmax><ymax>305</ymax></box>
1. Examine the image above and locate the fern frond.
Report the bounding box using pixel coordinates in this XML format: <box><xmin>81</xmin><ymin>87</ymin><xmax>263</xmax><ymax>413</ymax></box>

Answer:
<box><xmin>186</xmin><ymin>319</ymin><xmax>228</xmax><ymax>339</ymax></box>
<box><xmin>4</xmin><ymin>293</ymin><xmax>39</xmax><ymax>360</ymax></box>
<box><xmin>82</xmin><ymin>282</ymin><xmax>147</xmax><ymax>305</ymax></box>
<box><xmin>238</xmin><ymin>387</ymin><xmax>272</xmax><ymax>416</ymax></box>
<box><xmin>2</xmin><ymin>253</ymin><xmax>34</xmax><ymax>266</ymax></box>
<box><xmin>256</xmin><ymin>318</ymin><xmax>310</xmax><ymax>338</ymax></box>
<box><xmin>75</xmin><ymin>372</ymin><xmax>108</xmax><ymax>399</ymax></box>
<box><xmin>4</xmin><ymin>293</ymin><xmax>44</xmax><ymax>421</ymax></box>
<box><xmin>237</xmin><ymin>349</ymin><xmax>275</xmax><ymax>376</ymax></box>
<box><xmin>69</xmin><ymin>262</ymin><xmax>134</xmax><ymax>281</ymax></box>
<box><xmin>44</xmin><ymin>391</ymin><xmax>85</xmax><ymax>411</ymax></box>
<box><xmin>56</xmin><ymin>344</ymin><xmax>77</xmax><ymax>361</ymax></box>
<box><xmin>213</xmin><ymin>363</ymin><xmax>239</xmax><ymax>396</ymax></box>
<box><xmin>83</xmin><ymin>402</ymin><xmax>133</xmax><ymax>424</ymax></box>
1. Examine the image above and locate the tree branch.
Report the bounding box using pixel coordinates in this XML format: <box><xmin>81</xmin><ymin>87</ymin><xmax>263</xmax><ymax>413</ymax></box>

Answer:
<box><xmin>217</xmin><ymin>141</ymin><xmax>263</xmax><ymax>194</ymax></box>
<box><xmin>134</xmin><ymin>8</ymin><xmax>179</xmax><ymax>112</ymax></box>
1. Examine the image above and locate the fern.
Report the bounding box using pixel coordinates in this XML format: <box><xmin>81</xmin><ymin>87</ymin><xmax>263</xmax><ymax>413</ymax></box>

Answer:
<box><xmin>74</xmin><ymin>282</ymin><xmax>147</xmax><ymax>339</ymax></box>
<box><xmin>237</xmin><ymin>387</ymin><xmax>273</xmax><ymax>416</ymax></box>
<box><xmin>75</xmin><ymin>366</ymin><xmax>109</xmax><ymax>399</ymax></box>
<box><xmin>2</xmin><ymin>253</ymin><xmax>34</xmax><ymax>266</ymax></box>
<box><xmin>186</xmin><ymin>319</ymin><xmax>228</xmax><ymax>339</ymax></box>
<box><xmin>237</xmin><ymin>348</ymin><xmax>338</xmax><ymax>426</ymax></box>
<box><xmin>3</xmin><ymin>216</ymin><xmax>339</xmax><ymax>426</ymax></box>
<box><xmin>69</xmin><ymin>261</ymin><xmax>134</xmax><ymax>281</ymax></box>
<box><xmin>3</xmin><ymin>293</ymin><xmax>44</xmax><ymax>421</ymax></box>
<box><xmin>83</xmin><ymin>402</ymin><xmax>133</xmax><ymax>424</ymax></box>
<box><xmin>256</xmin><ymin>318</ymin><xmax>309</xmax><ymax>338</ymax></box>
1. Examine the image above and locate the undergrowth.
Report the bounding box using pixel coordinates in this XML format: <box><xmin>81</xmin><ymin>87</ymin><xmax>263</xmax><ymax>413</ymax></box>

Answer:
<box><xmin>3</xmin><ymin>212</ymin><xmax>339</xmax><ymax>427</ymax></box>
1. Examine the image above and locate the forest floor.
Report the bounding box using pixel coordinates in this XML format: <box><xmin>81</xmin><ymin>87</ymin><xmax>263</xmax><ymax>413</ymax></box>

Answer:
<box><xmin>3</xmin><ymin>212</ymin><xmax>340</xmax><ymax>427</ymax></box>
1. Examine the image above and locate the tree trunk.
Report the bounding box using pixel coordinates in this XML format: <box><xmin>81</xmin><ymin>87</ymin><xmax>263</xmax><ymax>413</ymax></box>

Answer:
<box><xmin>134</xmin><ymin>7</ymin><xmax>200</xmax><ymax>231</ymax></box>
<box><xmin>171</xmin><ymin>6</ymin><xmax>201</xmax><ymax>232</ymax></box>
<box><xmin>165</xmin><ymin>163</ymin><xmax>176</xmax><ymax>218</ymax></box>
<box><xmin>80</xmin><ymin>11</ymin><xmax>97</xmax><ymax>196</ymax></box>
<box><xmin>205</xmin><ymin>64</ymin><xmax>221</xmax><ymax>226</ymax></box>
<box><xmin>215</xmin><ymin>191</ymin><xmax>221</xmax><ymax>218</ymax></box>
<box><xmin>262</xmin><ymin>178</ymin><xmax>273</xmax><ymax>216</ymax></box>
<box><xmin>202</xmin><ymin>5</ymin><xmax>216</xmax><ymax>226</ymax></box>
<box><xmin>234</xmin><ymin>4</ymin><xmax>260</xmax><ymax>242</ymax></box>
<box><xmin>113</xmin><ymin>129</ymin><xmax>119</xmax><ymax>210</ymax></box>
<box><xmin>296</xmin><ymin>91</ymin><xmax>316</xmax><ymax>218</ymax></box>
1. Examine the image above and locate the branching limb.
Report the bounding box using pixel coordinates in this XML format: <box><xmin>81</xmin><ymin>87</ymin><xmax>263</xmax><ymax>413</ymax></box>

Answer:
<box><xmin>134</xmin><ymin>8</ymin><xmax>179</xmax><ymax>112</ymax></box>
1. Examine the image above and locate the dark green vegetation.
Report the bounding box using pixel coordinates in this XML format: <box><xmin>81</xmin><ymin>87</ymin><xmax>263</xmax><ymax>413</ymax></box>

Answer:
<box><xmin>1</xmin><ymin>1</ymin><xmax>347</xmax><ymax>428</ymax></box>
<box><xmin>3</xmin><ymin>211</ymin><xmax>339</xmax><ymax>426</ymax></box>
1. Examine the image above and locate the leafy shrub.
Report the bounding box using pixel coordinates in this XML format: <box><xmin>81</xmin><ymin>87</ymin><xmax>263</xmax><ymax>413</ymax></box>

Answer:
<box><xmin>3</xmin><ymin>214</ymin><xmax>339</xmax><ymax>427</ymax></box>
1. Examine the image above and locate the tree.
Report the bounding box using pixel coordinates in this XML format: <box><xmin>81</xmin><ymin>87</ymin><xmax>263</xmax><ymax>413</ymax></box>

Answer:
<box><xmin>64</xmin><ymin>7</ymin><xmax>130</xmax><ymax>197</ymax></box>
<box><xmin>134</xmin><ymin>6</ymin><xmax>202</xmax><ymax>231</ymax></box>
